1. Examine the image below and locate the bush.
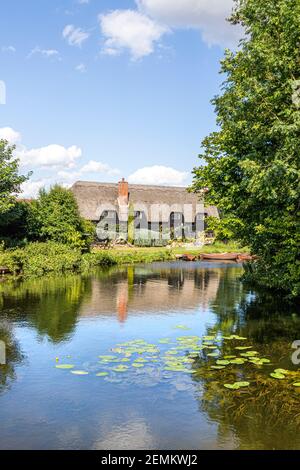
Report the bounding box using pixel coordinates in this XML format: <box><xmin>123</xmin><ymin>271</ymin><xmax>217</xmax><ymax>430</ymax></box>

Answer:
<box><xmin>27</xmin><ymin>185</ymin><xmax>94</xmax><ymax>250</ymax></box>
<box><xmin>0</xmin><ymin>242</ymin><xmax>82</xmax><ymax>277</ymax></box>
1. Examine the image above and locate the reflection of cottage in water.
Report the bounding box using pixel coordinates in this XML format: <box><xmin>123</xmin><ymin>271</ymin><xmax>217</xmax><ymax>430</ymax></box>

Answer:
<box><xmin>79</xmin><ymin>264</ymin><xmax>222</xmax><ymax>322</ymax></box>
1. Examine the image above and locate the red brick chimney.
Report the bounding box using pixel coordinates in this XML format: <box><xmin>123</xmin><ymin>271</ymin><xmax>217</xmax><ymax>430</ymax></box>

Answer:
<box><xmin>118</xmin><ymin>178</ymin><xmax>129</xmax><ymax>204</ymax></box>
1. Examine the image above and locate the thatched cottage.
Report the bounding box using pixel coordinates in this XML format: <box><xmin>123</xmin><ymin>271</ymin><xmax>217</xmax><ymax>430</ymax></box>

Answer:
<box><xmin>71</xmin><ymin>179</ymin><xmax>219</xmax><ymax>242</ymax></box>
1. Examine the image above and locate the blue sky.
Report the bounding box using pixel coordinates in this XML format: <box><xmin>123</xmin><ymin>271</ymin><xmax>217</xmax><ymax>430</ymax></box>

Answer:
<box><xmin>0</xmin><ymin>0</ymin><xmax>240</xmax><ymax>197</ymax></box>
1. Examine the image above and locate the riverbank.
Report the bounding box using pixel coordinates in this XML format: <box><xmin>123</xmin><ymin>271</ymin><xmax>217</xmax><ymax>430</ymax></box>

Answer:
<box><xmin>0</xmin><ymin>241</ymin><xmax>249</xmax><ymax>279</ymax></box>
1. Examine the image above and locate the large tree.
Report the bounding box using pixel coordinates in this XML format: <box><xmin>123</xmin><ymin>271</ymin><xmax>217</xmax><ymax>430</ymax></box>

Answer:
<box><xmin>28</xmin><ymin>185</ymin><xmax>94</xmax><ymax>249</ymax></box>
<box><xmin>0</xmin><ymin>140</ymin><xmax>29</xmax><ymax>214</ymax></box>
<box><xmin>192</xmin><ymin>0</ymin><xmax>300</xmax><ymax>297</ymax></box>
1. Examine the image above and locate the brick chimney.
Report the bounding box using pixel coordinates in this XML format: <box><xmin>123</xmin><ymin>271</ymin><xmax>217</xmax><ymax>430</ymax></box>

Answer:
<box><xmin>118</xmin><ymin>178</ymin><xmax>129</xmax><ymax>204</ymax></box>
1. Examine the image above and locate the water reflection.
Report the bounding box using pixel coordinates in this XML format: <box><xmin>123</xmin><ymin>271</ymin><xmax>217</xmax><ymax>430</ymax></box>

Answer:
<box><xmin>79</xmin><ymin>262</ymin><xmax>225</xmax><ymax>320</ymax></box>
<box><xmin>0</xmin><ymin>275</ymin><xmax>92</xmax><ymax>342</ymax></box>
<box><xmin>192</xmin><ymin>288</ymin><xmax>300</xmax><ymax>450</ymax></box>
<box><xmin>0</xmin><ymin>261</ymin><xmax>299</xmax><ymax>450</ymax></box>
<box><xmin>0</xmin><ymin>319</ymin><xmax>23</xmax><ymax>393</ymax></box>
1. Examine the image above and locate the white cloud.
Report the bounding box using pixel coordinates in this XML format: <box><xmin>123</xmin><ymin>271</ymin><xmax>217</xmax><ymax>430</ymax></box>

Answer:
<box><xmin>80</xmin><ymin>160</ymin><xmax>119</xmax><ymax>175</ymax></box>
<box><xmin>17</xmin><ymin>144</ymin><xmax>82</xmax><ymax>169</ymax></box>
<box><xmin>99</xmin><ymin>10</ymin><xmax>169</xmax><ymax>60</ymax></box>
<box><xmin>137</xmin><ymin>0</ymin><xmax>240</xmax><ymax>47</ymax></box>
<box><xmin>0</xmin><ymin>127</ymin><xmax>21</xmax><ymax>144</ymax></box>
<box><xmin>63</xmin><ymin>24</ymin><xmax>90</xmax><ymax>47</ymax></box>
<box><xmin>20</xmin><ymin>179</ymin><xmax>46</xmax><ymax>199</ymax></box>
<box><xmin>57</xmin><ymin>160</ymin><xmax>120</xmax><ymax>183</ymax></box>
<box><xmin>1</xmin><ymin>127</ymin><xmax>120</xmax><ymax>197</ymax></box>
<box><xmin>128</xmin><ymin>165</ymin><xmax>188</xmax><ymax>186</ymax></box>
<box><xmin>27</xmin><ymin>47</ymin><xmax>60</xmax><ymax>59</ymax></box>
<box><xmin>1</xmin><ymin>45</ymin><xmax>16</xmax><ymax>53</ymax></box>
<box><xmin>75</xmin><ymin>63</ymin><xmax>87</xmax><ymax>73</ymax></box>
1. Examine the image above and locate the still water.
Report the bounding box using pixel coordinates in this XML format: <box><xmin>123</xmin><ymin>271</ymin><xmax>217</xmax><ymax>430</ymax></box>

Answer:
<box><xmin>0</xmin><ymin>261</ymin><xmax>299</xmax><ymax>450</ymax></box>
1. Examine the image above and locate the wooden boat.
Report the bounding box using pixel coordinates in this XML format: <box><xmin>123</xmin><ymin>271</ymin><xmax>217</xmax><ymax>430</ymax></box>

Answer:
<box><xmin>201</xmin><ymin>253</ymin><xmax>239</xmax><ymax>261</ymax></box>
<box><xmin>182</xmin><ymin>254</ymin><xmax>197</xmax><ymax>262</ymax></box>
<box><xmin>237</xmin><ymin>254</ymin><xmax>254</xmax><ymax>262</ymax></box>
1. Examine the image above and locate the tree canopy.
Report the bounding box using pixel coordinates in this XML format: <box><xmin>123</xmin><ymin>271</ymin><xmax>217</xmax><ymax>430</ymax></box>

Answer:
<box><xmin>28</xmin><ymin>185</ymin><xmax>94</xmax><ymax>249</ymax></box>
<box><xmin>192</xmin><ymin>0</ymin><xmax>300</xmax><ymax>297</ymax></box>
<box><xmin>0</xmin><ymin>140</ymin><xmax>29</xmax><ymax>214</ymax></box>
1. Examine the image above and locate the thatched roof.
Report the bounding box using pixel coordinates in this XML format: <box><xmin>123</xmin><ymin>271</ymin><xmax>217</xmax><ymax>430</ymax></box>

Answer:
<box><xmin>71</xmin><ymin>180</ymin><xmax>219</xmax><ymax>223</ymax></box>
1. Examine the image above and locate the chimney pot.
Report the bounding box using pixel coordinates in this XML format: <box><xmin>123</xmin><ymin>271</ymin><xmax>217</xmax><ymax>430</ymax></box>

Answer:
<box><xmin>118</xmin><ymin>178</ymin><xmax>129</xmax><ymax>203</ymax></box>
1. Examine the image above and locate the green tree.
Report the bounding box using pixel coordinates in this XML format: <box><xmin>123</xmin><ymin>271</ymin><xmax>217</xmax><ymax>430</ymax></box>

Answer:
<box><xmin>28</xmin><ymin>185</ymin><xmax>94</xmax><ymax>250</ymax></box>
<box><xmin>192</xmin><ymin>0</ymin><xmax>300</xmax><ymax>297</ymax></box>
<box><xmin>0</xmin><ymin>201</ymin><xmax>31</xmax><ymax>247</ymax></box>
<box><xmin>0</xmin><ymin>140</ymin><xmax>29</xmax><ymax>214</ymax></box>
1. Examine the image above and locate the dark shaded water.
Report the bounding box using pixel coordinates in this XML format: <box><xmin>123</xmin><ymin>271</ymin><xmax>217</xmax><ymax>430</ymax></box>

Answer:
<box><xmin>0</xmin><ymin>261</ymin><xmax>299</xmax><ymax>450</ymax></box>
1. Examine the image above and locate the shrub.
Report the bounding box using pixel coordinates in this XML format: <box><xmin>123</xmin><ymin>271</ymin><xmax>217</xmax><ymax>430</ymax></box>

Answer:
<box><xmin>0</xmin><ymin>242</ymin><xmax>82</xmax><ymax>277</ymax></box>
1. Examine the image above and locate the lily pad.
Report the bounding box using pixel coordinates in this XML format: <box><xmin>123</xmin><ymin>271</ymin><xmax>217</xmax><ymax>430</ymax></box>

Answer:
<box><xmin>112</xmin><ymin>365</ymin><xmax>129</xmax><ymax>372</ymax></box>
<box><xmin>96</xmin><ymin>372</ymin><xmax>109</xmax><ymax>377</ymax></box>
<box><xmin>293</xmin><ymin>383</ymin><xmax>300</xmax><ymax>387</ymax></box>
<box><xmin>274</xmin><ymin>368</ymin><xmax>289</xmax><ymax>375</ymax></box>
<box><xmin>216</xmin><ymin>360</ymin><xmax>230</xmax><ymax>366</ymax></box>
<box><xmin>230</xmin><ymin>358</ymin><xmax>246</xmax><ymax>365</ymax></box>
<box><xmin>224</xmin><ymin>381</ymin><xmax>250</xmax><ymax>390</ymax></box>
<box><xmin>211</xmin><ymin>365</ymin><xmax>226</xmax><ymax>370</ymax></box>
<box><xmin>71</xmin><ymin>370</ymin><xmax>89</xmax><ymax>375</ymax></box>
<box><xmin>56</xmin><ymin>364</ymin><xmax>74</xmax><ymax>370</ymax></box>
<box><xmin>270</xmin><ymin>372</ymin><xmax>285</xmax><ymax>380</ymax></box>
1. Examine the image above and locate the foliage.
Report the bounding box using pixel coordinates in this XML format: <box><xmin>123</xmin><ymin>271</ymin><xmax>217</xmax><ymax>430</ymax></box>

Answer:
<box><xmin>0</xmin><ymin>241</ymin><xmax>82</xmax><ymax>277</ymax></box>
<box><xmin>27</xmin><ymin>185</ymin><xmax>94</xmax><ymax>250</ymax></box>
<box><xmin>191</xmin><ymin>0</ymin><xmax>300</xmax><ymax>297</ymax></box>
<box><xmin>0</xmin><ymin>201</ymin><xmax>31</xmax><ymax>247</ymax></box>
<box><xmin>206</xmin><ymin>216</ymin><xmax>244</xmax><ymax>242</ymax></box>
<box><xmin>0</xmin><ymin>140</ymin><xmax>30</xmax><ymax>214</ymax></box>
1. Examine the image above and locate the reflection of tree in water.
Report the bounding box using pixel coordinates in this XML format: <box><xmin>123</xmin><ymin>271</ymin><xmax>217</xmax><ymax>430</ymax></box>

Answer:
<box><xmin>192</xmin><ymin>282</ymin><xmax>300</xmax><ymax>450</ymax></box>
<box><xmin>0</xmin><ymin>320</ymin><xmax>23</xmax><ymax>394</ymax></box>
<box><xmin>0</xmin><ymin>274</ymin><xmax>92</xmax><ymax>343</ymax></box>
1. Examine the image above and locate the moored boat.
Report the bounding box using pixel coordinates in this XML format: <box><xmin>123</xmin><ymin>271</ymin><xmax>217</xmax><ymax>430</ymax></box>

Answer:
<box><xmin>201</xmin><ymin>253</ymin><xmax>239</xmax><ymax>261</ymax></box>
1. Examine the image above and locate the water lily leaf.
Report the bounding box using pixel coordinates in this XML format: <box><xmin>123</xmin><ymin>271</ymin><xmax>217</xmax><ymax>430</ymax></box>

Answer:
<box><xmin>224</xmin><ymin>383</ymin><xmax>239</xmax><ymax>390</ymax></box>
<box><xmin>71</xmin><ymin>370</ymin><xmax>89</xmax><ymax>375</ymax></box>
<box><xmin>207</xmin><ymin>352</ymin><xmax>219</xmax><ymax>357</ymax></box>
<box><xmin>96</xmin><ymin>372</ymin><xmax>109</xmax><ymax>377</ymax></box>
<box><xmin>98</xmin><ymin>355</ymin><xmax>118</xmax><ymax>361</ymax></box>
<box><xmin>174</xmin><ymin>325</ymin><xmax>191</xmax><ymax>330</ymax></box>
<box><xmin>235</xmin><ymin>346</ymin><xmax>253</xmax><ymax>350</ymax></box>
<box><xmin>274</xmin><ymin>369</ymin><xmax>289</xmax><ymax>375</ymax></box>
<box><xmin>238</xmin><ymin>382</ymin><xmax>250</xmax><ymax>387</ymax></box>
<box><xmin>224</xmin><ymin>381</ymin><xmax>250</xmax><ymax>390</ymax></box>
<box><xmin>216</xmin><ymin>360</ymin><xmax>230</xmax><ymax>366</ymax></box>
<box><xmin>293</xmin><ymin>383</ymin><xmax>300</xmax><ymax>387</ymax></box>
<box><xmin>203</xmin><ymin>336</ymin><xmax>216</xmax><ymax>341</ymax></box>
<box><xmin>132</xmin><ymin>363</ymin><xmax>145</xmax><ymax>368</ymax></box>
<box><xmin>270</xmin><ymin>373</ymin><xmax>285</xmax><ymax>380</ymax></box>
<box><xmin>211</xmin><ymin>365</ymin><xmax>226</xmax><ymax>370</ymax></box>
<box><xmin>230</xmin><ymin>358</ymin><xmax>245</xmax><ymax>365</ymax></box>
<box><xmin>224</xmin><ymin>355</ymin><xmax>237</xmax><ymax>359</ymax></box>
<box><xmin>112</xmin><ymin>365</ymin><xmax>129</xmax><ymax>372</ymax></box>
<box><xmin>56</xmin><ymin>364</ymin><xmax>74</xmax><ymax>370</ymax></box>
